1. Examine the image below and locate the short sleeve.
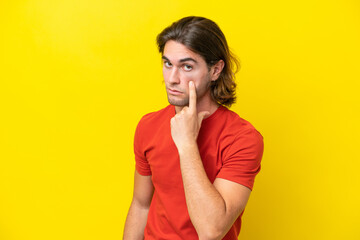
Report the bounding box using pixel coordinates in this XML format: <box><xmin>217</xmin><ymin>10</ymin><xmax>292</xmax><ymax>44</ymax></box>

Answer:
<box><xmin>134</xmin><ymin>117</ymin><xmax>152</xmax><ymax>176</ymax></box>
<box><xmin>216</xmin><ymin>127</ymin><xmax>264</xmax><ymax>190</ymax></box>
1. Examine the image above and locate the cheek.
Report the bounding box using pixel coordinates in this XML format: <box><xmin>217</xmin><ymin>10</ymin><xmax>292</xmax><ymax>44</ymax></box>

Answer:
<box><xmin>180</xmin><ymin>70</ymin><xmax>202</xmax><ymax>83</ymax></box>
<box><xmin>184</xmin><ymin>71</ymin><xmax>209</xmax><ymax>87</ymax></box>
<box><xmin>162</xmin><ymin>69</ymin><xmax>170</xmax><ymax>81</ymax></box>
<box><xmin>180</xmin><ymin>72</ymin><xmax>193</xmax><ymax>83</ymax></box>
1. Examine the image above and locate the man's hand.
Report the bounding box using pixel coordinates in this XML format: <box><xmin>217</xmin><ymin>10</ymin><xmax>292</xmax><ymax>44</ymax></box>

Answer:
<box><xmin>170</xmin><ymin>81</ymin><xmax>209</xmax><ymax>151</ymax></box>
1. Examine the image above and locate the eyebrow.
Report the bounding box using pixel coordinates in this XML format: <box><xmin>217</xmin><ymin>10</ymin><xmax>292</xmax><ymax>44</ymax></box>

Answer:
<box><xmin>162</xmin><ymin>56</ymin><xmax>198</xmax><ymax>64</ymax></box>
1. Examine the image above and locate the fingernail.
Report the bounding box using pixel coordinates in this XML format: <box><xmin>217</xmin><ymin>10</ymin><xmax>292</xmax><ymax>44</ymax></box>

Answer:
<box><xmin>189</xmin><ymin>81</ymin><xmax>194</xmax><ymax>86</ymax></box>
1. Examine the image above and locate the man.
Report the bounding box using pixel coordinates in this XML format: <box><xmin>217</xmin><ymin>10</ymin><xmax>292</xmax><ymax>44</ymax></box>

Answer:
<box><xmin>123</xmin><ymin>16</ymin><xmax>264</xmax><ymax>240</ymax></box>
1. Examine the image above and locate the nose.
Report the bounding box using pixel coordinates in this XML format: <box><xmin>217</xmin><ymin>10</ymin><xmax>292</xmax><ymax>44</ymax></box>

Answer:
<box><xmin>168</xmin><ymin>67</ymin><xmax>180</xmax><ymax>84</ymax></box>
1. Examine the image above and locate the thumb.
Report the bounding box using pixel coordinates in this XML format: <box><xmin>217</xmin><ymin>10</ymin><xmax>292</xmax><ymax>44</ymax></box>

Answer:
<box><xmin>198</xmin><ymin>111</ymin><xmax>210</xmax><ymax>126</ymax></box>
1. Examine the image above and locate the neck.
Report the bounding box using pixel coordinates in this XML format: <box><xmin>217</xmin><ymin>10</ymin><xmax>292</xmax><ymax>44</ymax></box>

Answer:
<box><xmin>175</xmin><ymin>100</ymin><xmax>220</xmax><ymax>118</ymax></box>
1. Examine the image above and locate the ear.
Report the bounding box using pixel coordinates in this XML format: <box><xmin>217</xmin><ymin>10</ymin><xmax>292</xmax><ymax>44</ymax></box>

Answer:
<box><xmin>210</xmin><ymin>60</ymin><xmax>225</xmax><ymax>81</ymax></box>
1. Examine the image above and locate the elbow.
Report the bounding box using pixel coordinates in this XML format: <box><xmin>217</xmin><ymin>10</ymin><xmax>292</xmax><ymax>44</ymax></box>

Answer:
<box><xmin>197</xmin><ymin>228</ymin><xmax>224</xmax><ymax>240</ymax></box>
<box><xmin>198</xmin><ymin>236</ymin><xmax>221</xmax><ymax>240</ymax></box>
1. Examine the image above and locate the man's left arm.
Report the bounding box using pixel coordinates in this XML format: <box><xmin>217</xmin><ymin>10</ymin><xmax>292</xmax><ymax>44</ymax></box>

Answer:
<box><xmin>170</xmin><ymin>81</ymin><xmax>255</xmax><ymax>240</ymax></box>
<box><xmin>178</xmin><ymin>144</ymin><xmax>252</xmax><ymax>240</ymax></box>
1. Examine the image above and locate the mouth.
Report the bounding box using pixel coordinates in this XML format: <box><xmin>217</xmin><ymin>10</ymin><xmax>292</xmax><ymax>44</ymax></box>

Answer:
<box><xmin>167</xmin><ymin>88</ymin><xmax>183</xmax><ymax>95</ymax></box>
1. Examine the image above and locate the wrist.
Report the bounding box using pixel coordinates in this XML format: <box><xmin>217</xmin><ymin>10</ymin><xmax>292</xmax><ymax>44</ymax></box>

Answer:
<box><xmin>176</xmin><ymin>140</ymin><xmax>198</xmax><ymax>155</ymax></box>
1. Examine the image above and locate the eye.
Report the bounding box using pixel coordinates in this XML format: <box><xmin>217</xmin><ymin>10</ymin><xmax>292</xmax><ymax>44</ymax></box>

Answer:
<box><xmin>183</xmin><ymin>64</ymin><xmax>193</xmax><ymax>71</ymax></box>
<box><xmin>164</xmin><ymin>61</ymin><xmax>172</xmax><ymax>68</ymax></box>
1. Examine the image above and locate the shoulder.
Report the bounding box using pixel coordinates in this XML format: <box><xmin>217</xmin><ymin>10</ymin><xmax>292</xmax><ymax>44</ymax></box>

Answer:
<box><xmin>136</xmin><ymin>105</ymin><xmax>174</xmax><ymax>131</ymax></box>
<box><xmin>218</xmin><ymin>106</ymin><xmax>264</xmax><ymax>150</ymax></box>
<box><xmin>134</xmin><ymin>105</ymin><xmax>173</xmax><ymax>146</ymax></box>
<box><xmin>220</xmin><ymin>106</ymin><xmax>262</xmax><ymax>136</ymax></box>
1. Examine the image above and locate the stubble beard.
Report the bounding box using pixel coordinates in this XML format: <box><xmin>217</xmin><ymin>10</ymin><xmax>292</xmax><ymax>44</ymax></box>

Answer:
<box><xmin>167</xmin><ymin>95</ymin><xmax>189</xmax><ymax>106</ymax></box>
<box><xmin>166</xmin><ymin>71</ymin><xmax>212</xmax><ymax>107</ymax></box>
<box><xmin>166</xmin><ymin>81</ymin><xmax>211</xmax><ymax>107</ymax></box>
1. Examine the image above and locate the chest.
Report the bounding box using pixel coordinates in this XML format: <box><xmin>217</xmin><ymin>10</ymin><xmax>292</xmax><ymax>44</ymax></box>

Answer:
<box><xmin>144</xmin><ymin>122</ymin><xmax>224</xmax><ymax>189</ymax></box>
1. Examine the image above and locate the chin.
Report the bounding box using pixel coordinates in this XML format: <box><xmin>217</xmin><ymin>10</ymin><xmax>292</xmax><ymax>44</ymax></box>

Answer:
<box><xmin>167</xmin><ymin>96</ymin><xmax>189</xmax><ymax>106</ymax></box>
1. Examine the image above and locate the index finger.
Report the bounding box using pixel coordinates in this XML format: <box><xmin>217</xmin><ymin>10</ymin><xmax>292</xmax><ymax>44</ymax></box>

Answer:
<box><xmin>189</xmin><ymin>81</ymin><xmax>197</xmax><ymax>112</ymax></box>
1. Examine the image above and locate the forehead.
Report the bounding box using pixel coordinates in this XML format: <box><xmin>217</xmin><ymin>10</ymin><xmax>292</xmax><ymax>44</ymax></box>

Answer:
<box><xmin>163</xmin><ymin>40</ymin><xmax>204</xmax><ymax>63</ymax></box>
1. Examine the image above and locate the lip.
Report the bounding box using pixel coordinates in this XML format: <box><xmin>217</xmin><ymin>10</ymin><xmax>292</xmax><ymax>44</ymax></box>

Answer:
<box><xmin>167</xmin><ymin>88</ymin><xmax>183</xmax><ymax>95</ymax></box>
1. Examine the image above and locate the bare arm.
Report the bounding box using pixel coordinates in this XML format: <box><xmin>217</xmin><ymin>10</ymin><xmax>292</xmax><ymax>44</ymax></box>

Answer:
<box><xmin>170</xmin><ymin>81</ymin><xmax>252</xmax><ymax>240</ymax></box>
<box><xmin>178</xmin><ymin>145</ymin><xmax>251</xmax><ymax>240</ymax></box>
<box><xmin>123</xmin><ymin>170</ymin><xmax>154</xmax><ymax>240</ymax></box>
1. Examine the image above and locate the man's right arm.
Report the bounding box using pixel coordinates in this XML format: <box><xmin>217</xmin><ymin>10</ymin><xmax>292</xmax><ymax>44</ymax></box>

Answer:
<box><xmin>123</xmin><ymin>170</ymin><xmax>154</xmax><ymax>240</ymax></box>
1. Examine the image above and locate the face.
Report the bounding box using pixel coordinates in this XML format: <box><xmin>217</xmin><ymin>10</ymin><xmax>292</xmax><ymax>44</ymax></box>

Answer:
<box><xmin>162</xmin><ymin>40</ymin><xmax>214</xmax><ymax>107</ymax></box>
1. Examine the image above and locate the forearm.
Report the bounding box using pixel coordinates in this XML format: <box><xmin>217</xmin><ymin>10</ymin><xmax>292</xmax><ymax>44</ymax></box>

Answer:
<box><xmin>178</xmin><ymin>142</ymin><xmax>228</xmax><ymax>239</ymax></box>
<box><xmin>123</xmin><ymin>200</ymin><xmax>149</xmax><ymax>240</ymax></box>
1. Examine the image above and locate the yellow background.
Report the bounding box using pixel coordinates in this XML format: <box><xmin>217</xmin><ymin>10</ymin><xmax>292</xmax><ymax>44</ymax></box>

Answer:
<box><xmin>1</xmin><ymin>0</ymin><xmax>359</xmax><ymax>239</ymax></box>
